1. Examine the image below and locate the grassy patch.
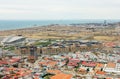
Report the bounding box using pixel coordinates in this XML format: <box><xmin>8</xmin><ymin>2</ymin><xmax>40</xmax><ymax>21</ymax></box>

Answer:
<box><xmin>3</xmin><ymin>46</ymin><xmax>15</xmax><ymax>51</ymax></box>
<box><xmin>34</xmin><ymin>41</ymin><xmax>51</xmax><ymax>47</ymax></box>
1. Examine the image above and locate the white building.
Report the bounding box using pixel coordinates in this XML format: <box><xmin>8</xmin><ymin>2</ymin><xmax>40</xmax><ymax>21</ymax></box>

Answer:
<box><xmin>104</xmin><ymin>62</ymin><xmax>120</xmax><ymax>73</ymax></box>
<box><xmin>1</xmin><ymin>35</ymin><xmax>26</xmax><ymax>46</ymax></box>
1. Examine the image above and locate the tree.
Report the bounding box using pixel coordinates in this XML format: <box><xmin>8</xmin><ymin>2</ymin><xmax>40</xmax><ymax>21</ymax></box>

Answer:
<box><xmin>101</xmin><ymin>68</ymin><xmax>103</xmax><ymax>71</ymax></box>
<box><xmin>65</xmin><ymin>58</ymin><xmax>69</xmax><ymax>65</ymax></box>
<box><xmin>86</xmin><ymin>68</ymin><xmax>89</xmax><ymax>72</ymax></box>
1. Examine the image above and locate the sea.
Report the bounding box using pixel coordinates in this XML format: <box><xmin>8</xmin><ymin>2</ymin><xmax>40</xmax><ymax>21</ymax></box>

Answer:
<box><xmin>0</xmin><ymin>19</ymin><xmax>120</xmax><ymax>31</ymax></box>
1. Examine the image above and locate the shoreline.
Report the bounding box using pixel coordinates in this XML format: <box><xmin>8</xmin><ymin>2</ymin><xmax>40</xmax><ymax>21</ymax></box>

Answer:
<box><xmin>0</xmin><ymin>23</ymin><xmax>119</xmax><ymax>42</ymax></box>
<box><xmin>0</xmin><ymin>19</ymin><xmax>120</xmax><ymax>31</ymax></box>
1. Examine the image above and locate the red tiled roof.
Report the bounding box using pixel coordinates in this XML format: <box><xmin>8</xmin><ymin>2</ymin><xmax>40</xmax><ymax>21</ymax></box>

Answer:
<box><xmin>82</xmin><ymin>61</ymin><xmax>96</xmax><ymax>67</ymax></box>
<box><xmin>50</xmin><ymin>73</ymin><xmax>72</xmax><ymax>79</ymax></box>
<box><xmin>96</xmin><ymin>63</ymin><xmax>105</xmax><ymax>68</ymax></box>
<box><xmin>9</xmin><ymin>58</ymin><xmax>20</xmax><ymax>63</ymax></box>
<box><xmin>104</xmin><ymin>42</ymin><xmax>116</xmax><ymax>47</ymax></box>
<box><xmin>69</xmin><ymin>59</ymin><xmax>80</xmax><ymax>62</ymax></box>
<box><xmin>96</xmin><ymin>71</ymin><xmax>106</xmax><ymax>75</ymax></box>
<box><xmin>67</xmin><ymin>59</ymin><xmax>80</xmax><ymax>67</ymax></box>
<box><xmin>0</xmin><ymin>60</ymin><xmax>8</xmax><ymax>65</ymax></box>
<box><xmin>106</xmin><ymin>62</ymin><xmax>116</xmax><ymax>68</ymax></box>
<box><xmin>117</xmin><ymin>59</ymin><xmax>120</xmax><ymax>63</ymax></box>
<box><xmin>106</xmin><ymin>78</ymin><xmax>112</xmax><ymax>79</ymax></box>
<box><xmin>39</xmin><ymin>61</ymin><xmax>57</xmax><ymax>67</ymax></box>
<box><xmin>47</xmin><ymin>70</ymin><xmax>61</xmax><ymax>74</ymax></box>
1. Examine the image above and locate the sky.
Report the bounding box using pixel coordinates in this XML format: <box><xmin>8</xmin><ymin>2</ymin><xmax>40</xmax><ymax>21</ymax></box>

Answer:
<box><xmin>0</xmin><ymin>0</ymin><xmax>120</xmax><ymax>20</ymax></box>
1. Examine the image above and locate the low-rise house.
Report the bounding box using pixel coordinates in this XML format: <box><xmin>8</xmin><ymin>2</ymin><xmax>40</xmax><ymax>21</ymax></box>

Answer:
<box><xmin>47</xmin><ymin>70</ymin><xmax>61</xmax><ymax>75</ymax></box>
<box><xmin>67</xmin><ymin>58</ymin><xmax>80</xmax><ymax>68</ymax></box>
<box><xmin>95</xmin><ymin>63</ymin><xmax>105</xmax><ymax>71</ymax></box>
<box><xmin>96</xmin><ymin>71</ymin><xmax>106</xmax><ymax>75</ymax></box>
<box><xmin>104</xmin><ymin>62</ymin><xmax>116</xmax><ymax>72</ymax></box>
<box><xmin>104</xmin><ymin>62</ymin><xmax>120</xmax><ymax>73</ymax></box>
<box><xmin>82</xmin><ymin>61</ymin><xmax>96</xmax><ymax>67</ymax></box>
<box><xmin>39</xmin><ymin>60</ymin><xmax>57</xmax><ymax>69</ymax></box>
<box><xmin>116</xmin><ymin>63</ymin><xmax>120</xmax><ymax>71</ymax></box>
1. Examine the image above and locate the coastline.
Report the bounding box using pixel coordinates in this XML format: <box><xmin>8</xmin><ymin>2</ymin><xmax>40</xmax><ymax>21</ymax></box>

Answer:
<box><xmin>0</xmin><ymin>22</ymin><xmax>119</xmax><ymax>42</ymax></box>
<box><xmin>0</xmin><ymin>19</ymin><xmax>120</xmax><ymax>31</ymax></box>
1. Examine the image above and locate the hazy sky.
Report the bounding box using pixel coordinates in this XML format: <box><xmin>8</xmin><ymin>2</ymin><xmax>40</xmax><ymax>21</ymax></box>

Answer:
<box><xmin>0</xmin><ymin>0</ymin><xmax>120</xmax><ymax>20</ymax></box>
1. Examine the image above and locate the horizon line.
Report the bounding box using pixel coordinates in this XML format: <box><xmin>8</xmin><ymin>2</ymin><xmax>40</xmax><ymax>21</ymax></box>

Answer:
<box><xmin>0</xmin><ymin>19</ymin><xmax>120</xmax><ymax>21</ymax></box>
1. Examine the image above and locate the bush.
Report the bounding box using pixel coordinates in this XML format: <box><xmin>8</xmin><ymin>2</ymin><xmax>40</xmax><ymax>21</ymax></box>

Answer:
<box><xmin>44</xmin><ymin>76</ymin><xmax>50</xmax><ymax>79</ymax></box>
<box><xmin>3</xmin><ymin>46</ymin><xmax>15</xmax><ymax>50</ymax></box>
<box><xmin>34</xmin><ymin>41</ymin><xmax>51</xmax><ymax>47</ymax></box>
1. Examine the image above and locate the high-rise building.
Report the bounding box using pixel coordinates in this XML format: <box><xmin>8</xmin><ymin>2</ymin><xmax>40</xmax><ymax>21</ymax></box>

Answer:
<box><xmin>29</xmin><ymin>46</ymin><xmax>37</xmax><ymax>59</ymax></box>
